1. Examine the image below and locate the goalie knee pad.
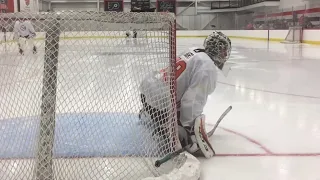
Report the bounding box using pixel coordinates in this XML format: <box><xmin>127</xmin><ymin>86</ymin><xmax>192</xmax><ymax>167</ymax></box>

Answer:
<box><xmin>178</xmin><ymin>126</ymin><xmax>190</xmax><ymax>148</ymax></box>
<box><xmin>139</xmin><ymin>94</ymin><xmax>170</xmax><ymax>137</ymax></box>
<box><xmin>185</xmin><ymin>135</ymin><xmax>199</xmax><ymax>154</ymax></box>
<box><xmin>178</xmin><ymin>125</ymin><xmax>199</xmax><ymax>154</ymax></box>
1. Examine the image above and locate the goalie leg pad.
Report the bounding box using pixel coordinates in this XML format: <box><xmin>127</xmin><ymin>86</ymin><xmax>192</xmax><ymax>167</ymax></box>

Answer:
<box><xmin>27</xmin><ymin>38</ymin><xmax>35</xmax><ymax>46</ymax></box>
<box><xmin>18</xmin><ymin>37</ymin><xmax>26</xmax><ymax>54</ymax></box>
<box><xmin>194</xmin><ymin>114</ymin><xmax>215</xmax><ymax>158</ymax></box>
<box><xmin>178</xmin><ymin>125</ymin><xmax>190</xmax><ymax>148</ymax></box>
<box><xmin>139</xmin><ymin>93</ymin><xmax>170</xmax><ymax>138</ymax></box>
<box><xmin>177</xmin><ymin>126</ymin><xmax>199</xmax><ymax>154</ymax></box>
<box><xmin>138</xmin><ymin>102</ymin><xmax>172</xmax><ymax>155</ymax></box>
<box><xmin>26</xmin><ymin>38</ymin><xmax>37</xmax><ymax>53</ymax></box>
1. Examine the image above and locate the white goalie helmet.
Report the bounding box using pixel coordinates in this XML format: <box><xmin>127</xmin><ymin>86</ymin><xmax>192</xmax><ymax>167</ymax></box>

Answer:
<box><xmin>203</xmin><ymin>31</ymin><xmax>231</xmax><ymax>70</ymax></box>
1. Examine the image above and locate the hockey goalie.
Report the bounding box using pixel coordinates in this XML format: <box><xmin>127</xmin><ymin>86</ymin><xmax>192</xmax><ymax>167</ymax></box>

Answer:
<box><xmin>125</xmin><ymin>30</ymin><xmax>138</xmax><ymax>45</ymax></box>
<box><xmin>139</xmin><ymin>31</ymin><xmax>232</xmax><ymax>158</ymax></box>
<box><xmin>13</xmin><ymin>19</ymin><xmax>37</xmax><ymax>55</ymax></box>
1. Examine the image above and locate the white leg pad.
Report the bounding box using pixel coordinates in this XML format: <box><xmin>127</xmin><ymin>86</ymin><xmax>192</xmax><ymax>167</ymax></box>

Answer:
<box><xmin>18</xmin><ymin>37</ymin><xmax>26</xmax><ymax>51</ymax></box>
<box><xmin>194</xmin><ymin>114</ymin><xmax>215</xmax><ymax>158</ymax></box>
<box><xmin>27</xmin><ymin>38</ymin><xmax>35</xmax><ymax>47</ymax></box>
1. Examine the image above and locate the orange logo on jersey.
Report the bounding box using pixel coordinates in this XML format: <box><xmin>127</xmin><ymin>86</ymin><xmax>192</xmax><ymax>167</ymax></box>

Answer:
<box><xmin>160</xmin><ymin>57</ymin><xmax>187</xmax><ymax>82</ymax></box>
<box><xmin>175</xmin><ymin>60</ymin><xmax>186</xmax><ymax>79</ymax></box>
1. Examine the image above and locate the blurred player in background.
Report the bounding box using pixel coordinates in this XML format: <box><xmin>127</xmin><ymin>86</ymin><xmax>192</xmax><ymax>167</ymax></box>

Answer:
<box><xmin>133</xmin><ymin>29</ymin><xmax>137</xmax><ymax>45</ymax></box>
<box><xmin>125</xmin><ymin>29</ymin><xmax>138</xmax><ymax>45</ymax></box>
<box><xmin>125</xmin><ymin>30</ymin><xmax>131</xmax><ymax>45</ymax></box>
<box><xmin>125</xmin><ymin>7</ymin><xmax>155</xmax><ymax>45</ymax></box>
<box><xmin>14</xmin><ymin>19</ymin><xmax>37</xmax><ymax>55</ymax></box>
<box><xmin>139</xmin><ymin>31</ymin><xmax>231</xmax><ymax>158</ymax></box>
<box><xmin>133</xmin><ymin>30</ymin><xmax>137</xmax><ymax>38</ymax></box>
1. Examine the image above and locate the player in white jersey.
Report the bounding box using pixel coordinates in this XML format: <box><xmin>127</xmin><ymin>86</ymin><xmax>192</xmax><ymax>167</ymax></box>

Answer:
<box><xmin>139</xmin><ymin>31</ymin><xmax>231</xmax><ymax>158</ymax></box>
<box><xmin>125</xmin><ymin>29</ymin><xmax>138</xmax><ymax>45</ymax></box>
<box><xmin>13</xmin><ymin>19</ymin><xmax>37</xmax><ymax>55</ymax></box>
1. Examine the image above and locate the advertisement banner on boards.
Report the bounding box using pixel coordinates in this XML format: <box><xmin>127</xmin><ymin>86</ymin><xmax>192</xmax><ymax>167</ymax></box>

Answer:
<box><xmin>131</xmin><ymin>0</ymin><xmax>150</xmax><ymax>11</ymax></box>
<box><xmin>19</xmin><ymin>0</ymin><xmax>39</xmax><ymax>12</ymax></box>
<box><xmin>0</xmin><ymin>0</ymin><xmax>14</xmax><ymax>13</ymax></box>
<box><xmin>104</xmin><ymin>0</ymin><xmax>123</xmax><ymax>12</ymax></box>
<box><xmin>156</xmin><ymin>0</ymin><xmax>176</xmax><ymax>14</ymax></box>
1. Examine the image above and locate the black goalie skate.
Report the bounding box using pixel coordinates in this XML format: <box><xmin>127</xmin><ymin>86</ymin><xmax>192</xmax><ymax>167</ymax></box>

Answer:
<box><xmin>19</xmin><ymin>48</ymin><xmax>24</xmax><ymax>55</ymax></box>
<box><xmin>33</xmin><ymin>46</ymin><xmax>37</xmax><ymax>54</ymax></box>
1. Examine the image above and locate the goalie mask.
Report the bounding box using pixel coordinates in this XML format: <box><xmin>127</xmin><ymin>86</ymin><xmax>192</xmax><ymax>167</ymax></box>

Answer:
<box><xmin>203</xmin><ymin>31</ymin><xmax>231</xmax><ymax>70</ymax></box>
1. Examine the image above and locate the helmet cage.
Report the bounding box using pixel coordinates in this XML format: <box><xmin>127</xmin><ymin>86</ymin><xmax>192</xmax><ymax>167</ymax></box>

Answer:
<box><xmin>203</xmin><ymin>33</ymin><xmax>231</xmax><ymax>70</ymax></box>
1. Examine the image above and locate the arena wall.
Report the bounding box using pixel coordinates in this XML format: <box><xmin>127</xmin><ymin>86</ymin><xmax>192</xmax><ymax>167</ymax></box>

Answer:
<box><xmin>1</xmin><ymin>30</ymin><xmax>320</xmax><ymax>44</ymax></box>
<box><xmin>178</xmin><ymin>30</ymin><xmax>320</xmax><ymax>44</ymax></box>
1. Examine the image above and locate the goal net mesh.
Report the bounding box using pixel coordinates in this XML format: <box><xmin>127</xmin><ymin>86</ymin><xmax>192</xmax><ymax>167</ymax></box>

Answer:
<box><xmin>281</xmin><ymin>26</ymin><xmax>303</xmax><ymax>44</ymax></box>
<box><xmin>0</xmin><ymin>11</ymin><xmax>199</xmax><ymax>180</ymax></box>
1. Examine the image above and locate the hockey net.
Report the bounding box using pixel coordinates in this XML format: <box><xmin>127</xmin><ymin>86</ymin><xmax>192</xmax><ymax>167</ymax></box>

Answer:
<box><xmin>0</xmin><ymin>11</ymin><xmax>200</xmax><ymax>180</ymax></box>
<box><xmin>281</xmin><ymin>26</ymin><xmax>303</xmax><ymax>44</ymax></box>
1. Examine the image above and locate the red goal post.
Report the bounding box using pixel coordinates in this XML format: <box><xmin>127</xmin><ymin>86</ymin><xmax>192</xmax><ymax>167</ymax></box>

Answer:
<box><xmin>281</xmin><ymin>26</ymin><xmax>303</xmax><ymax>44</ymax></box>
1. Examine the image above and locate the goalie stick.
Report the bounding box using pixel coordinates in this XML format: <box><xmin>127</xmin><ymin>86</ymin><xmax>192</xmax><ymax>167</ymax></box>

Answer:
<box><xmin>207</xmin><ymin>105</ymin><xmax>232</xmax><ymax>137</ymax></box>
<box><xmin>155</xmin><ymin>105</ymin><xmax>232</xmax><ymax>167</ymax></box>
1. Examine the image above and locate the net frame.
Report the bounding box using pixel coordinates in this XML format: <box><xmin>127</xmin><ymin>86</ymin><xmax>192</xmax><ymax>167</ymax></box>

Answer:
<box><xmin>0</xmin><ymin>11</ymin><xmax>200</xmax><ymax>180</ymax></box>
<box><xmin>281</xmin><ymin>26</ymin><xmax>303</xmax><ymax>44</ymax></box>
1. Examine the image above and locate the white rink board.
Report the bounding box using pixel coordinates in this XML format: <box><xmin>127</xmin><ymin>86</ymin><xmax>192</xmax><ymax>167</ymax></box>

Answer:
<box><xmin>2</xmin><ymin>30</ymin><xmax>320</xmax><ymax>44</ymax></box>
<box><xmin>0</xmin><ymin>31</ymin><xmax>172</xmax><ymax>42</ymax></box>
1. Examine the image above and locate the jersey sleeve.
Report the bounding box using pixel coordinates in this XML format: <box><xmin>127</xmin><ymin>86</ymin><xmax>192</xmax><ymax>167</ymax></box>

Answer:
<box><xmin>179</xmin><ymin>67</ymin><xmax>217</xmax><ymax>127</ymax></box>
<box><xmin>26</xmin><ymin>21</ymin><xmax>36</xmax><ymax>38</ymax></box>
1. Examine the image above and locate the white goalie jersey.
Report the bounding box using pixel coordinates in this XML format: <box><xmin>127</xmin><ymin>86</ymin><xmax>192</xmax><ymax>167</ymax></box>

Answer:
<box><xmin>14</xmin><ymin>20</ymin><xmax>36</xmax><ymax>39</ymax></box>
<box><xmin>139</xmin><ymin>47</ymin><xmax>218</xmax><ymax>127</ymax></box>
